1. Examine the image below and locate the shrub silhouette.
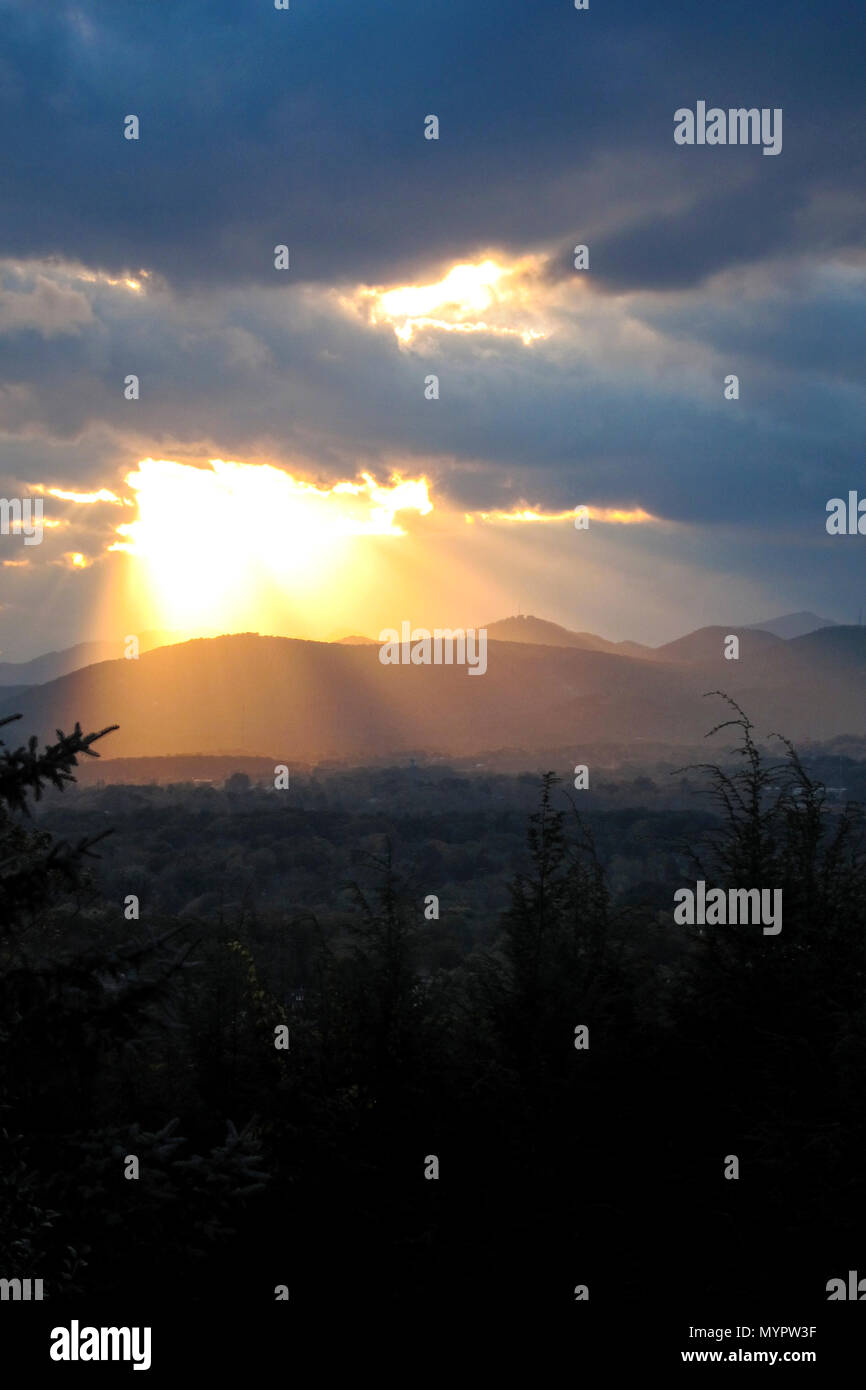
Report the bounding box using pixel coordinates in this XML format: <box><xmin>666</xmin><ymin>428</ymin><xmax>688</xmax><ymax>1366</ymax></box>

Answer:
<box><xmin>1</xmin><ymin>700</ymin><xmax>863</xmax><ymax>1307</ymax></box>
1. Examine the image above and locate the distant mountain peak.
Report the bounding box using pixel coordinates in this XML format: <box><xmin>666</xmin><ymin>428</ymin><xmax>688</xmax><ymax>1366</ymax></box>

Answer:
<box><xmin>485</xmin><ymin>614</ymin><xmax>648</xmax><ymax>657</ymax></box>
<box><xmin>4</xmin><ymin>621</ymin><xmax>866</xmax><ymax>760</ymax></box>
<box><xmin>747</xmin><ymin>612</ymin><xmax>837</xmax><ymax>641</ymax></box>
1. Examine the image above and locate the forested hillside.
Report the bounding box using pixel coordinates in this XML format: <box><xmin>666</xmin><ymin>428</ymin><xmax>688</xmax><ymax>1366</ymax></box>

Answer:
<box><xmin>2</xmin><ymin>700</ymin><xmax>865</xmax><ymax>1311</ymax></box>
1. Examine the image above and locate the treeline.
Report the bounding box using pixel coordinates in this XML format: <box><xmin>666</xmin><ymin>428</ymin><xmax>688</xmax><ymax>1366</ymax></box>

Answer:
<box><xmin>1</xmin><ymin>700</ymin><xmax>865</xmax><ymax>1311</ymax></box>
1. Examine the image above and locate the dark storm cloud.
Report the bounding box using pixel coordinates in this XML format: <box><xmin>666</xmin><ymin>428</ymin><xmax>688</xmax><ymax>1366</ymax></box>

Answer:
<box><xmin>1</xmin><ymin>0</ymin><xmax>865</xmax><ymax>652</ymax></box>
<box><xmin>0</xmin><ymin>258</ymin><xmax>863</xmax><ymax>535</ymax></box>
<box><xmin>0</xmin><ymin>0</ymin><xmax>862</xmax><ymax>292</ymax></box>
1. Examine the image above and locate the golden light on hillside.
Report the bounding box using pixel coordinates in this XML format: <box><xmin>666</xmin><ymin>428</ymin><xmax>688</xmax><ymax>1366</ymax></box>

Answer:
<box><xmin>108</xmin><ymin>459</ymin><xmax>433</xmax><ymax>631</ymax></box>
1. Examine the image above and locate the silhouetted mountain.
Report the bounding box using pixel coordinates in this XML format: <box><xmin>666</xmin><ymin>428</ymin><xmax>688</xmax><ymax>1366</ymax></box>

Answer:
<box><xmin>790</xmin><ymin>623</ymin><xmax>866</xmax><ymax>667</ymax></box>
<box><xmin>3</xmin><ymin>627</ymin><xmax>866</xmax><ymax>762</ymax></box>
<box><xmin>0</xmin><ymin>630</ymin><xmax>182</xmax><ymax>686</ymax></box>
<box><xmin>747</xmin><ymin>611</ymin><xmax>837</xmax><ymax>640</ymax></box>
<box><xmin>0</xmin><ymin>642</ymin><xmax>119</xmax><ymax>687</ymax></box>
<box><xmin>485</xmin><ymin>614</ymin><xmax>649</xmax><ymax>657</ymax></box>
<box><xmin>652</xmin><ymin>625</ymin><xmax>786</xmax><ymax>663</ymax></box>
<box><xmin>334</xmin><ymin>634</ymin><xmax>378</xmax><ymax>645</ymax></box>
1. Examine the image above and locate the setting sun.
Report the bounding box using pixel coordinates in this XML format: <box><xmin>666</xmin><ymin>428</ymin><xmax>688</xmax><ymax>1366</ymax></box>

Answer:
<box><xmin>107</xmin><ymin>458</ymin><xmax>433</xmax><ymax>631</ymax></box>
<box><xmin>354</xmin><ymin>254</ymin><xmax>546</xmax><ymax>343</ymax></box>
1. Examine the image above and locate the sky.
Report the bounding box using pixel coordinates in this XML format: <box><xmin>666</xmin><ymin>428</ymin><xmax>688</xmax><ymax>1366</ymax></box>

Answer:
<box><xmin>0</xmin><ymin>0</ymin><xmax>864</xmax><ymax>661</ymax></box>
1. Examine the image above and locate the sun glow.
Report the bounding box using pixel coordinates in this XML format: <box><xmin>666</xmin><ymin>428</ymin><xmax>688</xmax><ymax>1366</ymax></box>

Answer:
<box><xmin>469</xmin><ymin>505</ymin><xmax>658</xmax><ymax>525</ymax></box>
<box><xmin>353</xmin><ymin>255</ymin><xmax>547</xmax><ymax>344</ymax></box>
<box><xmin>108</xmin><ymin>458</ymin><xmax>433</xmax><ymax>631</ymax></box>
<box><xmin>72</xmin><ymin>266</ymin><xmax>149</xmax><ymax>293</ymax></box>
<box><xmin>41</xmin><ymin>486</ymin><xmax>121</xmax><ymax>505</ymax></box>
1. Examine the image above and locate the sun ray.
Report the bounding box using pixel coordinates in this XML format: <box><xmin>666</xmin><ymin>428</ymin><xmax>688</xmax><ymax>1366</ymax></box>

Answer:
<box><xmin>106</xmin><ymin>458</ymin><xmax>434</xmax><ymax>632</ymax></box>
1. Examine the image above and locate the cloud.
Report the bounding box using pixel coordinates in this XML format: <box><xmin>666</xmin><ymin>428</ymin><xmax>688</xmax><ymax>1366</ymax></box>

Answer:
<box><xmin>0</xmin><ymin>0</ymin><xmax>863</xmax><ymax>658</ymax></box>
<box><xmin>0</xmin><ymin>1</ymin><xmax>861</xmax><ymax>294</ymax></box>
<box><xmin>0</xmin><ymin>249</ymin><xmax>863</xmax><ymax>538</ymax></box>
<box><xmin>0</xmin><ymin>269</ymin><xmax>94</xmax><ymax>336</ymax></box>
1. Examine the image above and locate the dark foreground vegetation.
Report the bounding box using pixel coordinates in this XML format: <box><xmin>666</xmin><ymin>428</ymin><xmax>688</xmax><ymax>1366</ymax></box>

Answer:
<box><xmin>1</xmin><ymin>698</ymin><xmax>865</xmax><ymax>1314</ymax></box>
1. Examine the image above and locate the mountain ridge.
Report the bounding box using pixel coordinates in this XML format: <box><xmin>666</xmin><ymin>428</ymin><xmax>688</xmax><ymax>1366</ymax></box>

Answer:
<box><xmin>2</xmin><ymin>626</ymin><xmax>865</xmax><ymax>763</ymax></box>
<box><xmin>1</xmin><ymin>612</ymin><xmax>843</xmax><ymax>687</ymax></box>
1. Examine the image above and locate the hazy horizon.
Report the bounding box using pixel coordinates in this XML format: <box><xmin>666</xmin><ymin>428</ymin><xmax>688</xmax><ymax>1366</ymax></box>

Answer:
<box><xmin>0</xmin><ymin>605</ymin><xmax>849</xmax><ymax>667</ymax></box>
